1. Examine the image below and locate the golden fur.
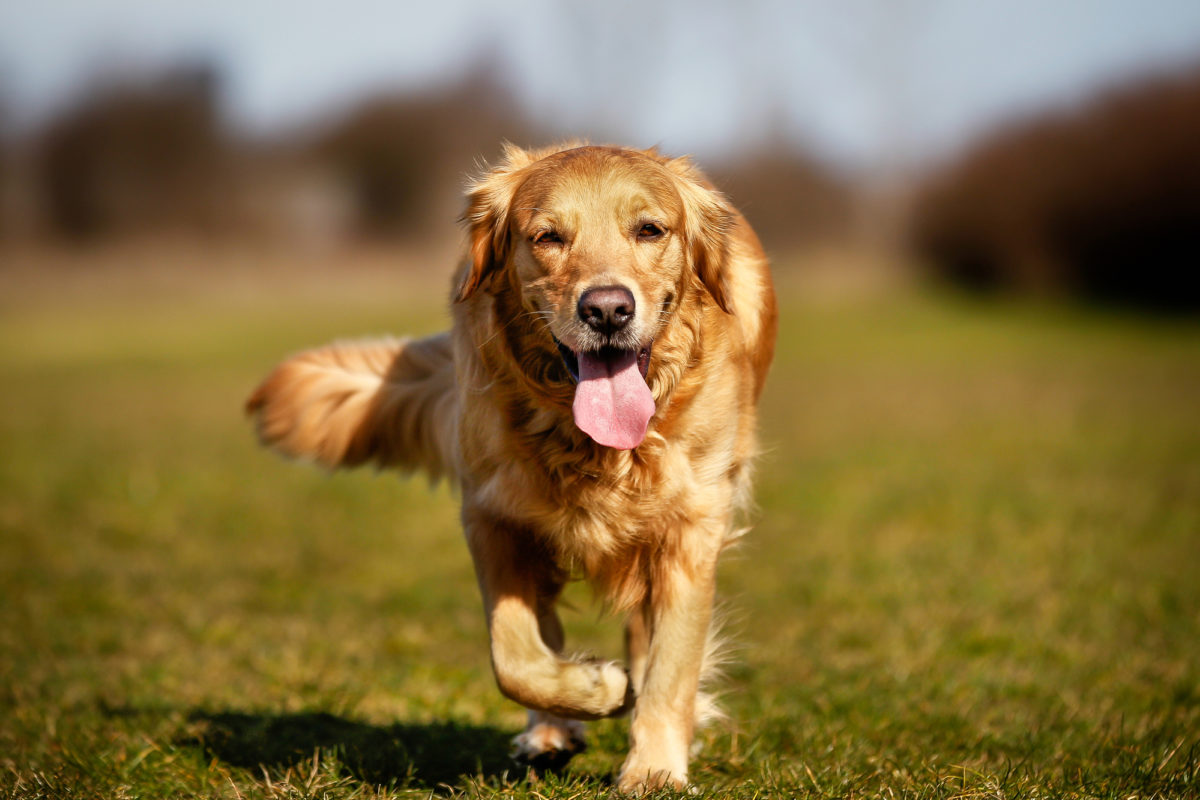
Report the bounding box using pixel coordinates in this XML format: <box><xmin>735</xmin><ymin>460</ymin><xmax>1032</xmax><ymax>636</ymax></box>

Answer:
<box><xmin>247</xmin><ymin>143</ymin><xmax>777</xmax><ymax>792</ymax></box>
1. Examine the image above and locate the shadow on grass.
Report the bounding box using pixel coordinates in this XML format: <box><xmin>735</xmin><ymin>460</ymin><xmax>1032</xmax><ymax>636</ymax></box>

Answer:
<box><xmin>183</xmin><ymin>710</ymin><xmax>522</xmax><ymax>791</ymax></box>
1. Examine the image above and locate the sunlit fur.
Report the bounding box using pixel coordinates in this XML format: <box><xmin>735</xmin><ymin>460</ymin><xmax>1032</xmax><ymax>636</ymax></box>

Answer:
<box><xmin>247</xmin><ymin>143</ymin><xmax>777</xmax><ymax>793</ymax></box>
<box><xmin>247</xmin><ymin>333</ymin><xmax>457</xmax><ymax>481</ymax></box>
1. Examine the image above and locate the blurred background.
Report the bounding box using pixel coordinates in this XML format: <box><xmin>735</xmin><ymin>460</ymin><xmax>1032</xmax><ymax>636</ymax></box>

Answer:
<box><xmin>1</xmin><ymin>0</ymin><xmax>1198</xmax><ymax>307</ymax></box>
<box><xmin>3</xmin><ymin>3</ymin><xmax>1200</xmax><ymax>796</ymax></box>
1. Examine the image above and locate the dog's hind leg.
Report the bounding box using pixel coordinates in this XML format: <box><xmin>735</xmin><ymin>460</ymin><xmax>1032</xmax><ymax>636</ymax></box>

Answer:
<box><xmin>625</xmin><ymin>603</ymin><xmax>651</xmax><ymax>696</ymax></box>
<box><xmin>464</xmin><ymin>509</ymin><xmax>633</xmax><ymax>722</ymax></box>
<box><xmin>511</xmin><ymin>710</ymin><xmax>586</xmax><ymax>770</ymax></box>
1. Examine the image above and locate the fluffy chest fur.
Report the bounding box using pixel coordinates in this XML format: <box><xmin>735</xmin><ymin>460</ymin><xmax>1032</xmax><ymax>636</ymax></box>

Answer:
<box><xmin>452</xmin><ymin>284</ymin><xmax>746</xmax><ymax>604</ymax></box>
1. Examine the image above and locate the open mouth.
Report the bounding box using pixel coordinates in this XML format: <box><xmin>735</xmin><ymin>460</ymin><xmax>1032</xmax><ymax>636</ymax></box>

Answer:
<box><xmin>555</xmin><ymin>340</ymin><xmax>652</xmax><ymax>383</ymax></box>
<box><xmin>553</xmin><ymin>338</ymin><xmax>655</xmax><ymax>450</ymax></box>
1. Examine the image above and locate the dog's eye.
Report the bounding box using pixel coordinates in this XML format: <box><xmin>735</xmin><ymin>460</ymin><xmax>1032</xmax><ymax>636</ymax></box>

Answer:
<box><xmin>637</xmin><ymin>222</ymin><xmax>666</xmax><ymax>241</ymax></box>
<box><xmin>532</xmin><ymin>230</ymin><xmax>563</xmax><ymax>246</ymax></box>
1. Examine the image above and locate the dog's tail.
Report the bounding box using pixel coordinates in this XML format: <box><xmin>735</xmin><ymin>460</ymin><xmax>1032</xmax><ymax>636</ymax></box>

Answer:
<box><xmin>246</xmin><ymin>332</ymin><xmax>457</xmax><ymax>481</ymax></box>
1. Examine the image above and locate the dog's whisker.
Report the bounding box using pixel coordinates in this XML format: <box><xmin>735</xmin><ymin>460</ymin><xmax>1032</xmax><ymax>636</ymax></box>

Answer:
<box><xmin>518</xmin><ymin>309</ymin><xmax>557</xmax><ymax>332</ymax></box>
<box><xmin>478</xmin><ymin>309</ymin><xmax>532</xmax><ymax>349</ymax></box>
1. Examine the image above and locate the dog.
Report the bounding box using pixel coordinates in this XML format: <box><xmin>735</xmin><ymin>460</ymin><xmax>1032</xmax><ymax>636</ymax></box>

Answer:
<box><xmin>247</xmin><ymin>143</ymin><xmax>777</xmax><ymax>792</ymax></box>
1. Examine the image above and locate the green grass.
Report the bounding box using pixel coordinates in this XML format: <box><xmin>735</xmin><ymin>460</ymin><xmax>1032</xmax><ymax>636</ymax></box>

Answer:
<box><xmin>2</xmin><ymin>253</ymin><xmax>1199</xmax><ymax>798</ymax></box>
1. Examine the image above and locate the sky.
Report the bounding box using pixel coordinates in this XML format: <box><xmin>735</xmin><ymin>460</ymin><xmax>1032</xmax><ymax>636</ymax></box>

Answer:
<box><xmin>2</xmin><ymin>0</ymin><xmax>1199</xmax><ymax>170</ymax></box>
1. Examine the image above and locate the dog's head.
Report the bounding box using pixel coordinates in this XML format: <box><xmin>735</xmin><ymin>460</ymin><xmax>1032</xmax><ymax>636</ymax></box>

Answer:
<box><xmin>456</xmin><ymin>144</ymin><xmax>735</xmax><ymax>450</ymax></box>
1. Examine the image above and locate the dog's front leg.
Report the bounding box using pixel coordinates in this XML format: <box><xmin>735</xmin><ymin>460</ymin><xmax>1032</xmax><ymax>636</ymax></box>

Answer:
<box><xmin>464</xmin><ymin>508</ymin><xmax>633</xmax><ymax>721</ymax></box>
<box><xmin>511</xmin><ymin>570</ymin><xmax>587</xmax><ymax>766</ymax></box>
<box><xmin>617</xmin><ymin>528</ymin><xmax>722</xmax><ymax>794</ymax></box>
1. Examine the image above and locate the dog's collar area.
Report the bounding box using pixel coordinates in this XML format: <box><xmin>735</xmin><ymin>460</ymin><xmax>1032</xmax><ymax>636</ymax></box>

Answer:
<box><xmin>554</xmin><ymin>338</ymin><xmax>652</xmax><ymax>383</ymax></box>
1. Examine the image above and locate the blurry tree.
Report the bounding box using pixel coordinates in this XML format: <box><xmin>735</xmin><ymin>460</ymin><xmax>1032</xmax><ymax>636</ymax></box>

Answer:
<box><xmin>711</xmin><ymin>138</ymin><xmax>853</xmax><ymax>252</ymax></box>
<box><xmin>0</xmin><ymin>91</ymin><xmax>8</xmax><ymax>239</ymax></box>
<box><xmin>910</xmin><ymin>65</ymin><xmax>1200</xmax><ymax>311</ymax></box>
<box><xmin>315</xmin><ymin>60</ymin><xmax>539</xmax><ymax>240</ymax></box>
<box><xmin>36</xmin><ymin>64</ymin><xmax>227</xmax><ymax>239</ymax></box>
<box><xmin>17</xmin><ymin>54</ymin><xmax>852</xmax><ymax>255</ymax></box>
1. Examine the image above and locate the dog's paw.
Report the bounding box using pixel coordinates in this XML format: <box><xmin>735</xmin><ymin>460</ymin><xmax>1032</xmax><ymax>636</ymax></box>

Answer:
<box><xmin>591</xmin><ymin>659</ymin><xmax>635</xmax><ymax>717</ymax></box>
<box><xmin>615</xmin><ymin>764</ymin><xmax>688</xmax><ymax>795</ymax></box>
<box><xmin>511</xmin><ymin>713</ymin><xmax>586</xmax><ymax>772</ymax></box>
<box><xmin>565</xmin><ymin>655</ymin><xmax>634</xmax><ymax>717</ymax></box>
<box><xmin>617</xmin><ymin>739</ymin><xmax>690</xmax><ymax>795</ymax></box>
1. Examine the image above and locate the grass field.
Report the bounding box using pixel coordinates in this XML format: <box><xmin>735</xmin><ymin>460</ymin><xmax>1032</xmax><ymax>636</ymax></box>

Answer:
<box><xmin>2</xmin><ymin>246</ymin><xmax>1199</xmax><ymax>798</ymax></box>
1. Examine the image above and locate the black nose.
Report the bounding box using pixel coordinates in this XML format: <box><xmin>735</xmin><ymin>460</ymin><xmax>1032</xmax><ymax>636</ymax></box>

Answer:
<box><xmin>577</xmin><ymin>285</ymin><xmax>636</xmax><ymax>335</ymax></box>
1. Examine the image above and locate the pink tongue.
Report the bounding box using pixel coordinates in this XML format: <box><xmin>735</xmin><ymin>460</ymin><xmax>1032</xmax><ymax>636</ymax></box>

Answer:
<box><xmin>572</xmin><ymin>349</ymin><xmax>655</xmax><ymax>449</ymax></box>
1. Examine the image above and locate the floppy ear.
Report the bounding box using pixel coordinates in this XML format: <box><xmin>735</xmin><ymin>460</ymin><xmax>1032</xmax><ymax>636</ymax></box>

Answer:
<box><xmin>665</xmin><ymin>156</ymin><xmax>735</xmax><ymax>313</ymax></box>
<box><xmin>454</xmin><ymin>144</ymin><xmax>534</xmax><ymax>303</ymax></box>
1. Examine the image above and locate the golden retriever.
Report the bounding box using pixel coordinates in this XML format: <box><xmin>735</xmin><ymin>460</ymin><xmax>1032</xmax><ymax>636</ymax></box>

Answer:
<box><xmin>247</xmin><ymin>143</ymin><xmax>777</xmax><ymax>792</ymax></box>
